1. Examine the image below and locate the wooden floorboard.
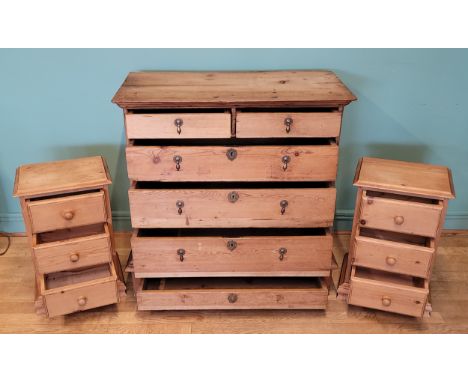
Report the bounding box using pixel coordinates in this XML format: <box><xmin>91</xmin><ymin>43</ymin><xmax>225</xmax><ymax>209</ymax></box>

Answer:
<box><xmin>0</xmin><ymin>232</ymin><xmax>467</xmax><ymax>334</ymax></box>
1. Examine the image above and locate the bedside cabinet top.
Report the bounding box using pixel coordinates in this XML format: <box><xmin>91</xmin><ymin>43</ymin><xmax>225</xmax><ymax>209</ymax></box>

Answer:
<box><xmin>13</xmin><ymin>156</ymin><xmax>112</xmax><ymax>198</ymax></box>
<box><xmin>354</xmin><ymin>157</ymin><xmax>455</xmax><ymax>200</ymax></box>
<box><xmin>112</xmin><ymin>70</ymin><xmax>357</xmax><ymax>109</ymax></box>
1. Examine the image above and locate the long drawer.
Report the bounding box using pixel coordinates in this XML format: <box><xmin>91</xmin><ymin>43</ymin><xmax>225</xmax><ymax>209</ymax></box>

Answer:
<box><xmin>126</xmin><ymin>144</ymin><xmax>338</xmax><ymax>182</ymax></box>
<box><xmin>349</xmin><ymin>267</ymin><xmax>429</xmax><ymax>317</ymax></box>
<box><xmin>131</xmin><ymin>229</ymin><xmax>333</xmax><ymax>277</ymax></box>
<box><xmin>134</xmin><ymin>276</ymin><xmax>329</xmax><ymax>310</ymax></box>
<box><xmin>236</xmin><ymin>112</ymin><xmax>342</xmax><ymax>138</ymax></box>
<box><xmin>129</xmin><ymin>186</ymin><xmax>336</xmax><ymax>228</ymax></box>
<box><xmin>126</xmin><ymin>113</ymin><xmax>231</xmax><ymax>139</ymax></box>
<box><xmin>33</xmin><ymin>224</ymin><xmax>112</xmax><ymax>274</ymax></box>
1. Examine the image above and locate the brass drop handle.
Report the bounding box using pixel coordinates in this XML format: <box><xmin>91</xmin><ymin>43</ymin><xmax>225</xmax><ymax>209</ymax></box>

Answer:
<box><xmin>282</xmin><ymin>155</ymin><xmax>291</xmax><ymax>171</ymax></box>
<box><xmin>176</xmin><ymin>200</ymin><xmax>184</xmax><ymax>215</ymax></box>
<box><xmin>284</xmin><ymin>117</ymin><xmax>293</xmax><ymax>133</ymax></box>
<box><xmin>62</xmin><ymin>210</ymin><xmax>75</xmax><ymax>220</ymax></box>
<box><xmin>382</xmin><ymin>296</ymin><xmax>392</xmax><ymax>307</ymax></box>
<box><xmin>178</xmin><ymin>248</ymin><xmax>185</xmax><ymax>262</ymax></box>
<box><xmin>228</xmin><ymin>293</ymin><xmax>238</xmax><ymax>303</ymax></box>
<box><xmin>227</xmin><ymin>240</ymin><xmax>237</xmax><ymax>251</ymax></box>
<box><xmin>394</xmin><ymin>216</ymin><xmax>404</xmax><ymax>225</ymax></box>
<box><xmin>77</xmin><ymin>296</ymin><xmax>87</xmax><ymax>307</ymax></box>
<box><xmin>69</xmin><ymin>253</ymin><xmax>80</xmax><ymax>263</ymax></box>
<box><xmin>280</xmin><ymin>200</ymin><xmax>288</xmax><ymax>215</ymax></box>
<box><xmin>279</xmin><ymin>247</ymin><xmax>287</xmax><ymax>261</ymax></box>
<box><xmin>173</xmin><ymin>155</ymin><xmax>182</xmax><ymax>171</ymax></box>
<box><xmin>174</xmin><ymin>118</ymin><xmax>183</xmax><ymax>134</ymax></box>
<box><xmin>386</xmin><ymin>256</ymin><xmax>397</xmax><ymax>266</ymax></box>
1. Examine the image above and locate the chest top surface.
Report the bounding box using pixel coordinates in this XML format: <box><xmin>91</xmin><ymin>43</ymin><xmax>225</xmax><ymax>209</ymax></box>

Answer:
<box><xmin>354</xmin><ymin>157</ymin><xmax>455</xmax><ymax>200</ymax></box>
<box><xmin>13</xmin><ymin>156</ymin><xmax>111</xmax><ymax>198</ymax></box>
<box><xmin>112</xmin><ymin>70</ymin><xmax>357</xmax><ymax>109</ymax></box>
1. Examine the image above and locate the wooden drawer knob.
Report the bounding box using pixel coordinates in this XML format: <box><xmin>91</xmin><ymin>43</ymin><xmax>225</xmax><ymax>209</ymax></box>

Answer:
<box><xmin>69</xmin><ymin>253</ymin><xmax>80</xmax><ymax>263</ymax></box>
<box><xmin>381</xmin><ymin>297</ymin><xmax>392</xmax><ymax>307</ymax></box>
<box><xmin>394</xmin><ymin>215</ymin><xmax>404</xmax><ymax>225</ymax></box>
<box><xmin>77</xmin><ymin>296</ymin><xmax>87</xmax><ymax>306</ymax></box>
<box><xmin>386</xmin><ymin>256</ymin><xmax>397</xmax><ymax>266</ymax></box>
<box><xmin>228</xmin><ymin>293</ymin><xmax>238</xmax><ymax>303</ymax></box>
<box><xmin>62</xmin><ymin>210</ymin><xmax>75</xmax><ymax>220</ymax></box>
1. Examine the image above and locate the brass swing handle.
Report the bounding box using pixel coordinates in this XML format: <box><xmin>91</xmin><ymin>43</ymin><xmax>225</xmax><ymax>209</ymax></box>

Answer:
<box><xmin>284</xmin><ymin>117</ymin><xmax>293</xmax><ymax>133</ymax></box>
<box><xmin>173</xmin><ymin>155</ymin><xmax>182</xmax><ymax>171</ymax></box>
<box><xmin>280</xmin><ymin>200</ymin><xmax>288</xmax><ymax>215</ymax></box>
<box><xmin>177</xmin><ymin>248</ymin><xmax>185</xmax><ymax>262</ymax></box>
<box><xmin>282</xmin><ymin>155</ymin><xmax>291</xmax><ymax>171</ymax></box>
<box><xmin>174</xmin><ymin>118</ymin><xmax>183</xmax><ymax>135</ymax></box>
<box><xmin>279</xmin><ymin>247</ymin><xmax>287</xmax><ymax>261</ymax></box>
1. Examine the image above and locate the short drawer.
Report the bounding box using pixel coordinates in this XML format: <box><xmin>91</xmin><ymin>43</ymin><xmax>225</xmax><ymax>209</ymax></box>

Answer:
<box><xmin>33</xmin><ymin>224</ymin><xmax>112</xmax><ymax>274</ymax></box>
<box><xmin>126</xmin><ymin>113</ymin><xmax>231</xmax><ymax>139</ymax></box>
<box><xmin>28</xmin><ymin>191</ymin><xmax>107</xmax><ymax>234</ymax></box>
<box><xmin>39</xmin><ymin>261</ymin><xmax>119</xmax><ymax>317</ymax></box>
<box><xmin>360</xmin><ymin>191</ymin><xmax>443</xmax><ymax>238</ymax></box>
<box><xmin>354</xmin><ymin>228</ymin><xmax>434</xmax><ymax>278</ymax></box>
<box><xmin>131</xmin><ymin>228</ymin><xmax>333</xmax><ymax>278</ymax></box>
<box><xmin>236</xmin><ymin>112</ymin><xmax>342</xmax><ymax>138</ymax></box>
<box><xmin>135</xmin><ymin>277</ymin><xmax>328</xmax><ymax>310</ymax></box>
<box><xmin>129</xmin><ymin>186</ymin><xmax>336</xmax><ymax>228</ymax></box>
<box><xmin>349</xmin><ymin>267</ymin><xmax>429</xmax><ymax>317</ymax></box>
<box><xmin>126</xmin><ymin>144</ymin><xmax>338</xmax><ymax>182</ymax></box>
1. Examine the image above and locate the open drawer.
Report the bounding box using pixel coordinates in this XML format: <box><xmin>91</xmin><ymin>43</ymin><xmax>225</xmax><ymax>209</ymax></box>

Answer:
<box><xmin>33</xmin><ymin>223</ymin><xmax>112</xmax><ymax>274</ymax></box>
<box><xmin>39</xmin><ymin>260</ymin><xmax>119</xmax><ymax>317</ymax></box>
<box><xmin>349</xmin><ymin>266</ymin><xmax>429</xmax><ymax>317</ymax></box>
<box><xmin>134</xmin><ymin>276</ymin><xmax>329</xmax><ymax>310</ymax></box>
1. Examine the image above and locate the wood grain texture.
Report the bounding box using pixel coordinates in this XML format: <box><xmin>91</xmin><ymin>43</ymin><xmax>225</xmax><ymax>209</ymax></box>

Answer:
<box><xmin>27</xmin><ymin>191</ymin><xmax>108</xmax><ymax>234</ymax></box>
<box><xmin>236</xmin><ymin>112</ymin><xmax>342</xmax><ymax>138</ymax></box>
<box><xmin>131</xmin><ymin>234</ymin><xmax>333</xmax><ymax>278</ymax></box>
<box><xmin>360</xmin><ymin>193</ymin><xmax>442</xmax><ymax>238</ymax></box>
<box><xmin>126</xmin><ymin>113</ymin><xmax>231</xmax><ymax>139</ymax></box>
<box><xmin>112</xmin><ymin>71</ymin><xmax>357</xmax><ymax>108</ymax></box>
<box><xmin>13</xmin><ymin>156</ymin><xmax>111</xmax><ymax>198</ymax></box>
<box><xmin>1</xmin><ymin>233</ymin><xmax>468</xmax><ymax>333</ymax></box>
<box><xmin>126</xmin><ymin>144</ymin><xmax>338</xmax><ymax>182</ymax></box>
<box><xmin>129</xmin><ymin>187</ymin><xmax>336</xmax><ymax>228</ymax></box>
<box><xmin>354</xmin><ymin>157</ymin><xmax>455</xmax><ymax>199</ymax></box>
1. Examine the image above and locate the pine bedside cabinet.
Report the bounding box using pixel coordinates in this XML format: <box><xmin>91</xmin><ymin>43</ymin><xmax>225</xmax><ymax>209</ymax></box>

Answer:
<box><xmin>338</xmin><ymin>157</ymin><xmax>455</xmax><ymax>317</ymax></box>
<box><xmin>13</xmin><ymin>156</ymin><xmax>126</xmax><ymax>318</ymax></box>
<box><xmin>112</xmin><ymin>71</ymin><xmax>356</xmax><ymax>310</ymax></box>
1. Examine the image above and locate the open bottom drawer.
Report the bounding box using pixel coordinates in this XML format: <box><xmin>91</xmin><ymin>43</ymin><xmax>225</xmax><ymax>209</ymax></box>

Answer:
<box><xmin>134</xmin><ymin>276</ymin><xmax>329</xmax><ymax>310</ymax></box>
<box><xmin>40</xmin><ymin>261</ymin><xmax>119</xmax><ymax>317</ymax></box>
<box><xmin>349</xmin><ymin>267</ymin><xmax>429</xmax><ymax>317</ymax></box>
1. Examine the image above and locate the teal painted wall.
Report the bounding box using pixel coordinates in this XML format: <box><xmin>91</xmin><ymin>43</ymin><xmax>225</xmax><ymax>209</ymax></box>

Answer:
<box><xmin>0</xmin><ymin>49</ymin><xmax>467</xmax><ymax>232</ymax></box>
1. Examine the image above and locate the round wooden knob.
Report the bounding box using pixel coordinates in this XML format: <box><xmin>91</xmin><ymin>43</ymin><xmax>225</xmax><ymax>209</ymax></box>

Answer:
<box><xmin>227</xmin><ymin>293</ymin><xmax>238</xmax><ymax>303</ymax></box>
<box><xmin>382</xmin><ymin>297</ymin><xmax>392</xmax><ymax>307</ymax></box>
<box><xmin>77</xmin><ymin>296</ymin><xmax>87</xmax><ymax>306</ymax></box>
<box><xmin>69</xmin><ymin>253</ymin><xmax>80</xmax><ymax>263</ymax></box>
<box><xmin>394</xmin><ymin>215</ymin><xmax>404</xmax><ymax>225</ymax></box>
<box><xmin>62</xmin><ymin>210</ymin><xmax>75</xmax><ymax>220</ymax></box>
<box><xmin>386</xmin><ymin>256</ymin><xmax>397</xmax><ymax>266</ymax></box>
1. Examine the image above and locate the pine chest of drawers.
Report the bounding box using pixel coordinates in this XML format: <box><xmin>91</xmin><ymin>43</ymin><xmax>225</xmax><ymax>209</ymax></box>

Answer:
<box><xmin>13</xmin><ymin>156</ymin><xmax>126</xmax><ymax>317</ymax></box>
<box><xmin>338</xmin><ymin>157</ymin><xmax>455</xmax><ymax>317</ymax></box>
<box><xmin>113</xmin><ymin>71</ymin><xmax>356</xmax><ymax>310</ymax></box>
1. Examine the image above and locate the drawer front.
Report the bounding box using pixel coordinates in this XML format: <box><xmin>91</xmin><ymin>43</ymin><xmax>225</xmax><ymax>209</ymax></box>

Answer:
<box><xmin>236</xmin><ymin>112</ymin><xmax>342</xmax><ymax>138</ymax></box>
<box><xmin>126</xmin><ymin>113</ymin><xmax>231</xmax><ymax>139</ymax></box>
<box><xmin>28</xmin><ymin>191</ymin><xmax>107</xmax><ymax>234</ymax></box>
<box><xmin>129</xmin><ymin>187</ymin><xmax>335</xmax><ymax>228</ymax></box>
<box><xmin>349</xmin><ymin>275</ymin><xmax>428</xmax><ymax>317</ymax></box>
<box><xmin>131</xmin><ymin>234</ymin><xmax>333</xmax><ymax>278</ymax></box>
<box><xmin>360</xmin><ymin>195</ymin><xmax>442</xmax><ymax>238</ymax></box>
<box><xmin>126</xmin><ymin>145</ymin><xmax>338</xmax><ymax>182</ymax></box>
<box><xmin>136</xmin><ymin>278</ymin><xmax>328</xmax><ymax>310</ymax></box>
<box><xmin>34</xmin><ymin>230</ymin><xmax>112</xmax><ymax>274</ymax></box>
<box><xmin>354</xmin><ymin>236</ymin><xmax>434</xmax><ymax>278</ymax></box>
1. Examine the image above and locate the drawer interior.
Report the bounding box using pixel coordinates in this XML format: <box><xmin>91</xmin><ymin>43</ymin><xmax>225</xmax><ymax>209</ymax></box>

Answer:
<box><xmin>133</xmin><ymin>181</ymin><xmax>334</xmax><ymax>190</ymax></box>
<box><xmin>45</xmin><ymin>263</ymin><xmax>113</xmax><ymax>290</ymax></box>
<box><xmin>130</xmin><ymin>137</ymin><xmax>337</xmax><ymax>146</ymax></box>
<box><xmin>136</xmin><ymin>227</ymin><xmax>329</xmax><ymax>238</ymax></box>
<box><xmin>352</xmin><ymin>267</ymin><xmax>427</xmax><ymax>289</ymax></box>
<box><xmin>143</xmin><ymin>277</ymin><xmax>325</xmax><ymax>291</ymax></box>
<box><xmin>28</xmin><ymin>188</ymin><xmax>102</xmax><ymax>202</ymax></box>
<box><xmin>365</xmin><ymin>190</ymin><xmax>441</xmax><ymax>205</ymax></box>
<box><xmin>35</xmin><ymin>223</ymin><xmax>107</xmax><ymax>245</ymax></box>
<box><xmin>358</xmin><ymin>227</ymin><xmax>434</xmax><ymax>248</ymax></box>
